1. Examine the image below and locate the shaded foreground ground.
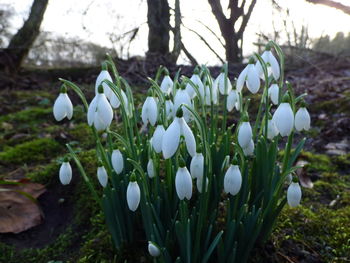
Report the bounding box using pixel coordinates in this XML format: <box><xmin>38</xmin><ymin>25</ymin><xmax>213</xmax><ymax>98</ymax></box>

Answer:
<box><xmin>0</xmin><ymin>57</ymin><xmax>349</xmax><ymax>262</ymax></box>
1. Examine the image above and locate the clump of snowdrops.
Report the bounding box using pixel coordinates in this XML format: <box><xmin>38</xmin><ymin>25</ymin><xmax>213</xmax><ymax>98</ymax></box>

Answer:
<box><xmin>53</xmin><ymin>41</ymin><xmax>310</xmax><ymax>262</ymax></box>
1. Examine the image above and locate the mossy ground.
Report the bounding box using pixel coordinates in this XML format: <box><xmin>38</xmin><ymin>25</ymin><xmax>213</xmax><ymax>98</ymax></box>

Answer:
<box><xmin>0</xmin><ymin>84</ymin><xmax>349</xmax><ymax>263</ymax></box>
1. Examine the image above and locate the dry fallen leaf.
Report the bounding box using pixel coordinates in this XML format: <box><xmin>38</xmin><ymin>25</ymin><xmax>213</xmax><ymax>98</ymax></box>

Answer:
<box><xmin>296</xmin><ymin>160</ymin><xmax>314</xmax><ymax>189</ymax></box>
<box><xmin>0</xmin><ymin>180</ymin><xmax>46</xmax><ymax>234</ymax></box>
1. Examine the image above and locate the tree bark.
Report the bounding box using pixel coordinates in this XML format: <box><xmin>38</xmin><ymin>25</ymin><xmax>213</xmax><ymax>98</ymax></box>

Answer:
<box><xmin>1</xmin><ymin>0</ymin><xmax>49</xmax><ymax>72</ymax></box>
<box><xmin>306</xmin><ymin>0</ymin><xmax>350</xmax><ymax>15</ymax></box>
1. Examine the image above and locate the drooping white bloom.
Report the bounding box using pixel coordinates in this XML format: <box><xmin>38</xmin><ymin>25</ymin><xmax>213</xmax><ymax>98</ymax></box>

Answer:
<box><xmin>175</xmin><ymin>166</ymin><xmax>193</xmax><ymax>200</ymax></box>
<box><xmin>174</xmin><ymin>88</ymin><xmax>192</xmax><ymax>122</ymax></box>
<box><xmin>95</xmin><ymin>70</ymin><xmax>113</xmax><ymax>99</ymax></box>
<box><xmin>287</xmin><ymin>182</ymin><xmax>302</xmax><ymax>207</ymax></box>
<box><xmin>141</xmin><ymin>96</ymin><xmax>158</xmax><ymax>126</ymax></box>
<box><xmin>243</xmin><ymin>139</ymin><xmax>255</xmax><ymax>156</ymax></box>
<box><xmin>216</xmin><ymin>72</ymin><xmax>232</xmax><ymax>95</ymax></box>
<box><xmin>111</xmin><ymin>149</ymin><xmax>124</xmax><ymax>174</ymax></box>
<box><xmin>147</xmin><ymin>159</ymin><xmax>155</xmax><ymax>178</ymax></box>
<box><xmin>268</xmin><ymin>84</ymin><xmax>279</xmax><ymax>105</ymax></box>
<box><xmin>204</xmin><ymin>82</ymin><xmax>219</xmax><ymax>106</ymax></box>
<box><xmin>266</xmin><ymin>119</ymin><xmax>279</xmax><ymax>140</ymax></box>
<box><xmin>238</xmin><ymin>121</ymin><xmax>253</xmax><ymax>149</ymax></box>
<box><xmin>190</xmin><ymin>153</ymin><xmax>204</xmax><ymax>179</ymax></box>
<box><xmin>224</xmin><ymin>165</ymin><xmax>242</xmax><ymax>196</ymax></box>
<box><xmin>53</xmin><ymin>93</ymin><xmax>73</xmax><ymax>121</ymax></box>
<box><xmin>162</xmin><ymin>116</ymin><xmax>196</xmax><ymax>159</ymax></box>
<box><xmin>165</xmin><ymin>99</ymin><xmax>175</xmax><ymax>120</ymax></box>
<box><xmin>160</xmin><ymin>75</ymin><xmax>173</xmax><ymax>94</ymax></box>
<box><xmin>110</xmin><ymin>88</ymin><xmax>128</xmax><ymax>109</ymax></box>
<box><xmin>87</xmin><ymin>91</ymin><xmax>114</xmax><ymax>131</ymax></box>
<box><xmin>196</xmin><ymin>176</ymin><xmax>208</xmax><ymax>193</ymax></box>
<box><xmin>186</xmin><ymin>74</ymin><xmax>204</xmax><ymax>99</ymax></box>
<box><xmin>127</xmin><ymin>181</ymin><xmax>141</xmax><ymax>211</ymax></box>
<box><xmin>97</xmin><ymin>166</ymin><xmax>108</xmax><ymax>187</ymax></box>
<box><xmin>295</xmin><ymin>107</ymin><xmax>311</xmax><ymax>131</ymax></box>
<box><xmin>273</xmin><ymin>102</ymin><xmax>294</xmax><ymax>137</ymax></box>
<box><xmin>59</xmin><ymin>162</ymin><xmax>72</xmax><ymax>185</ymax></box>
<box><xmin>236</xmin><ymin>63</ymin><xmax>260</xmax><ymax>94</ymax></box>
<box><xmin>227</xmin><ymin>90</ymin><xmax>238</xmax><ymax>112</ymax></box>
<box><xmin>255</xmin><ymin>50</ymin><xmax>280</xmax><ymax>80</ymax></box>
<box><xmin>148</xmin><ymin>242</ymin><xmax>161</xmax><ymax>257</ymax></box>
<box><xmin>152</xmin><ymin>125</ymin><xmax>165</xmax><ymax>153</ymax></box>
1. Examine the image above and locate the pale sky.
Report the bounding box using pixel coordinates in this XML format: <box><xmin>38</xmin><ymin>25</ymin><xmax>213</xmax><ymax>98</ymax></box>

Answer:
<box><xmin>4</xmin><ymin>0</ymin><xmax>350</xmax><ymax>65</ymax></box>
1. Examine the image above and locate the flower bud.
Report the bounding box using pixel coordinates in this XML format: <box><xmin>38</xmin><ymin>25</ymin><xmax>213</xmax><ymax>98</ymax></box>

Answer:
<box><xmin>238</xmin><ymin>121</ymin><xmax>253</xmax><ymax>149</ymax></box>
<box><xmin>152</xmin><ymin>125</ymin><xmax>165</xmax><ymax>153</ymax></box>
<box><xmin>59</xmin><ymin>162</ymin><xmax>72</xmax><ymax>185</ymax></box>
<box><xmin>224</xmin><ymin>165</ymin><xmax>242</xmax><ymax>196</ymax></box>
<box><xmin>287</xmin><ymin>182</ymin><xmax>302</xmax><ymax>207</ymax></box>
<box><xmin>147</xmin><ymin>159</ymin><xmax>155</xmax><ymax>178</ymax></box>
<box><xmin>141</xmin><ymin>96</ymin><xmax>158</xmax><ymax>126</ymax></box>
<box><xmin>97</xmin><ymin>166</ymin><xmax>108</xmax><ymax>187</ymax></box>
<box><xmin>268</xmin><ymin>84</ymin><xmax>279</xmax><ymax>105</ymax></box>
<box><xmin>273</xmin><ymin>102</ymin><xmax>294</xmax><ymax>137</ymax></box>
<box><xmin>148</xmin><ymin>241</ymin><xmax>161</xmax><ymax>257</ymax></box>
<box><xmin>295</xmin><ymin>107</ymin><xmax>311</xmax><ymax>131</ymax></box>
<box><xmin>175</xmin><ymin>166</ymin><xmax>193</xmax><ymax>200</ymax></box>
<box><xmin>190</xmin><ymin>152</ymin><xmax>204</xmax><ymax>179</ymax></box>
<box><xmin>111</xmin><ymin>149</ymin><xmax>124</xmax><ymax>174</ymax></box>
<box><xmin>53</xmin><ymin>90</ymin><xmax>73</xmax><ymax>121</ymax></box>
<box><xmin>127</xmin><ymin>180</ymin><xmax>141</xmax><ymax>211</ymax></box>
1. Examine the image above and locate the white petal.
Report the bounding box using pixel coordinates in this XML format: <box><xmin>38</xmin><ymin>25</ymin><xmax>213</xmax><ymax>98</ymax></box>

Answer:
<box><xmin>147</xmin><ymin>159</ymin><xmax>155</xmax><ymax>178</ymax></box>
<box><xmin>87</xmin><ymin>96</ymin><xmax>98</xmax><ymax>126</ymax></box>
<box><xmin>97</xmin><ymin>166</ymin><xmax>108</xmax><ymax>187</ymax></box>
<box><xmin>268</xmin><ymin>84</ymin><xmax>279</xmax><ymax>105</ymax></box>
<box><xmin>175</xmin><ymin>167</ymin><xmax>193</xmax><ymax>200</ymax></box>
<box><xmin>255</xmin><ymin>51</ymin><xmax>268</xmax><ymax>78</ymax></box>
<box><xmin>165</xmin><ymin>100</ymin><xmax>175</xmax><ymax>120</ymax></box>
<box><xmin>152</xmin><ymin>125</ymin><xmax>165</xmax><ymax>153</ymax></box>
<box><xmin>162</xmin><ymin>118</ymin><xmax>181</xmax><ymax>159</ymax></box>
<box><xmin>190</xmin><ymin>153</ymin><xmax>204</xmax><ymax>179</ymax></box>
<box><xmin>127</xmin><ymin>181</ymin><xmax>141</xmax><ymax>211</ymax></box>
<box><xmin>217</xmin><ymin>73</ymin><xmax>232</xmax><ymax>95</ymax></box>
<box><xmin>243</xmin><ymin>139</ymin><xmax>255</xmax><ymax>156</ymax></box>
<box><xmin>59</xmin><ymin>162</ymin><xmax>72</xmax><ymax>185</ymax></box>
<box><xmin>95</xmin><ymin>70</ymin><xmax>113</xmax><ymax>99</ymax></box>
<box><xmin>238</xmin><ymin>122</ymin><xmax>252</xmax><ymax>148</ymax></box>
<box><xmin>53</xmin><ymin>93</ymin><xmax>71</xmax><ymax>121</ymax></box>
<box><xmin>287</xmin><ymin>182</ymin><xmax>302</xmax><ymax>207</ymax></box>
<box><xmin>273</xmin><ymin>103</ymin><xmax>294</xmax><ymax>136</ymax></box>
<box><xmin>96</xmin><ymin>93</ymin><xmax>114</xmax><ymax>130</ymax></box>
<box><xmin>295</xmin><ymin>107</ymin><xmax>311</xmax><ymax>131</ymax></box>
<box><xmin>246</xmin><ymin>64</ymin><xmax>260</xmax><ymax>94</ymax></box>
<box><xmin>224</xmin><ymin>165</ymin><xmax>242</xmax><ymax>196</ymax></box>
<box><xmin>227</xmin><ymin>90</ymin><xmax>238</xmax><ymax>112</ymax></box>
<box><xmin>142</xmin><ymin>97</ymin><xmax>158</xmax><ymax>126</ymax></box>
<box><xmin>196</xmin><ymin>176</ymin><xmax>208</xmax><ymax>193</ymax></box>
<box><xmin>180</xmin><ymin>118</ymin><xmax>196</xmax><ymax>157</ymax></box>
<box><xmin>148</xmin><ymin>242</ymin><xmax>161</xmax><ymax>257</ymax></box>
<box><xmin>267</xmin><ymin>51</ymin><xmax>280</xmax><ymax>80</ymax></box>
<box><xmin>266</xmin><ymin>119</ymin><xmax>279</xmax><ymax>139</ymax></box>
<box><xmin>109</xmin><ymin>92</ymin><xmax>120</xmax><ymax>108</ymax></box>
<box><xmin>236</xmin><ymin>65</ymin><xmax>248</xmax><ymax>92</ymax></box>
<box><xmin>111</xmin><ymin>150</ymin><xmax>124</xmax><ymax>174</ymax></box>
<box><xmin>174</xmin><ymin>89</ymin><xmax>192</xmax><ymax>122</ymax></box>
<box><xmin>160</xmin><ymin>75</ymin><xmax>173</xmax><ymax>94</ymax></box>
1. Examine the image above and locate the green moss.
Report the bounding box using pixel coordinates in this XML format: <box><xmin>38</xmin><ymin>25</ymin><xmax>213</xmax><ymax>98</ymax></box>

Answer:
<box><xmin>69</xmin><ymin>123</ymin><xmax>95</xmax><ymax>149</ymax></box>
<box><xmin>298</xmin><ymin>151</ymin><xmax>333</xmax><ymax>172</ymax></box>
<box><xmin>26</xmin><ymin>161</ymin><xmax>60</xmax><ymax>186</ymax></box>
<box><xmin>0</xmin><ymin>138</ymin><xmax>62</xmax><ymax>165</ymax></box>
<box><xmin>0</xmin><ymin>107</ymin><xmax>52</xmax><ymax>124</ymax></box>
<box><xmin>312</xmin><ymin>92</ymin><xmax>350</xmax><ymax>114</ymax></box>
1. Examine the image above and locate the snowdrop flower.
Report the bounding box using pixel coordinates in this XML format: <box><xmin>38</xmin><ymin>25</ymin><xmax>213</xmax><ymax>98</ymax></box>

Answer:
<box><xmin>97</xmin><ymin>166</ymin><xmax>108</xmax><ymax>187</ymax></box>
<box><xmin>165</xmin><ymin>96</ymin><xmax>175</xmax><ymax>120</ymax></box>
<box><xmin>53</xmin><ymin>86</ymin><xmax>73</xmax><ymax>121</ymax></box>
<box><xmin>266</xmin><ymin>118</ymin><xmax>279</xmax><ymax>140</ymax></box>
<box><xmin>273</xmin><ymin>96</ymin><xmax>294</xmax><ymax>137</ymax></box>
<box><xmin>87</xmin><ymin>85</ymin><xmax>114</xmax><ymax>131</ymax></box>
<box><xmin>148</xmin><ymin>241</ymin><xmax>161</xmax><ymax>257</ymax></box>
<box><xmin>204</xmin><ymin>81</ymin><xmax>219</xmax><ymax>106</ymax></box>
<box><xmin>152</xmin><ymin>125</ymin><xmax>165</xmax><ymax>153</ymax></box>
<box><xmin>243</xmin><ymin>139</ymin><xmax>254</xmax><ymax>156</ymax></box>
<box><xmin>196</xmin><ymin>176</ymin><xmax>208</xmax><ymax>193</ymax></box>
<box><xmin>160</xmin><ymin>71</ymin><xmax>173</xmax><ymax>94</ymax></box>
<box><xmin>255</xmin><ymin>45</ymin><xmax>280</xmax><ymax>80</ymax></box>
<box><xmin>162</xmin><ymin>108</ymin><xmax>196</xmax><ymax>159</ymax></box>
<box><xmin>238</xmin><ymin>118</ymin><xmax>253</xmax><ymax>149</ymax></box>
<box><xmin>95</xmin><ymin>67</ymin><xmax>113</xmax><ymax>99</ymax></box>
<box><xmin>287</xmin><ymin>181</ymin><xmax>302</xmax><ymax>207</ymax></box>
<box><xmin>224</xmin><ymin>164</ymin><xmax>242</xmax><ymax>196</ymax></box>
<box><xmin>111</xmin><ymin>149</ymin><xmax>124</xmax><ymax>174</ymax></box>
<box><xmin>295</xmin><ymin>106</ymin><xmax>311</xmax><ymax>131</ymax></box>
<box><xmin>59</xmin><ymin>161</ymin><xmax>72</xmax><ymax>185</ymax></box>
<box><xmin>141</xmin><ymin>94</ymin><xmax>158</xmax><ymax>126</ymax></box>
<box><xmin>236</xmin><ymin>59</ymin><xmax>260</xmax><ymax>94</ymax></box>
<box><xmin>174</xmin><ymin>86</ymin><xmax>193</xmax><ymax>122</ymax></box>
<box><xmin>147</xmin><ymin>159</ymin><xmax>155</xmax><ymax>178</ymax></box>
<box><xmin>127</xmin><ymin>174</ymin><xmax>141</xmax><ymax>211</ymax></box>
<box><xmin>190</xmin><ymin>152</ymin><xmax>204</xmax><ymax>179</ymax></box>
<box><xmin>186</xmin><ymin>71</ymin><xmax>204</xmax><ymax>99</ymax></box>
<box><xmin>227</xmin><ymin>90</ymin><xmax>238</xmax><ymax>112</ymax></box>
<box><xmin>175</xmin><ymin>160</ymin><xmax>193</xmax><ymax>200</ymax></box>
<box><xmin>268</xmin><ymin>84</ymin><xmax>279</xmax><ymax>105</ymax></box>
<box><xmin>110</xmin><ymin>88</ymin><xmax>128</xmax><ymax>110</ymax></box>
<box><xmin>216</xmin><ymin>70</ymin><xmax>232</xmax><ymax>95</ymax></box>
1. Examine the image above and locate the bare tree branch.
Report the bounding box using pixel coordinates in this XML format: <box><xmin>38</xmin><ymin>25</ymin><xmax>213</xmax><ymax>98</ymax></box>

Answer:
<box><xmin>180</xmin><ymin>41</ymin><xmax>198</xmax><ymax>65</ymax></box>
<box><xmin>195</xmin><ymin>19</ymin><xmax>225</xmax><ymax>48</ymax></box>
<box><xmin>306</xmin><ymin>0</ymin><xmax>350</xmax><ymax>15</ymax></box>
<box><xmin>237</xmin><ymin>0</ymin><xmax>257</xmax><ymax>38</ymax></box>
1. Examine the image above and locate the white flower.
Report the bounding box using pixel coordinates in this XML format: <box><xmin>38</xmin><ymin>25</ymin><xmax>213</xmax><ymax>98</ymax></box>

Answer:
<box><xmin>243</xmin><ymin>139</ymin><xmax>255</xmax><ymax>156</ymax></box>
<box><xmin>196</xmin><ymin>176</ymin><xmax>208</xmax><ymax>193</ymax></box>
<box><xmin>97</xmin><ymin>166</ymin><xmax>108</xmax><ymax>187</ymax></box>
<box><xmin>268</xmin><ymin>84</ymin><xmax>279</xmax><ymax>105</ymax></box>
<box><xmin>95</xmin><ymin>70</ymin><xmax>113</xmax><ymax>99</ymax></box>
<box><xmin>147</xmin><ymin>159</ymin><xmax>155</xmax><ymax>178</ymax></box>
<box><xmin>141</xmin><ymin>96</ymin><xmax>158</xmax><ymax>126</ymax></box>
<box><xmin>148</xmin><ymin>242</ymin><xmax>161</xmax><ymax>257</ymax></box>
<box><xmin>190</xmin><ymin>153</ymin><xmax>204</xmax><ymax>179</ymax></box>
<box><xmin>224</xmin><ymin>165</ymin><xmax>242</xmax><ymax>196</ymax></box>
<box><xmin>273</xmin><ymin>102</ymin><xmax>294</xmax><ymax>137</ymax></box>
<box><xmin>162</xmin><ymin>116</ymin><xmax>196</xmax><ymax>159</ymax></box>
<box><xmin>110</xmin><ymin>88</ymin><xmax>128</xmax><ymax>110</ymax></box>
<box><xmin>287</xmin><ymin>182</ymin><xmax>302</xmax><ymax>207</ymax></box>
<box><xmin>236</xmin><ymin>63</ymin><xmax>260</xmax><ymax>94</ymax></box>
<box><xmin>295</xmin><ymin>107</ymin><xmax>311</xmax><ymax>131</ymax></box>
<box><xmin>53</xmin><ymin>92</ymin><xmax>73</xmax><ymax>121</ymax></box>
<box><xmin>227</xmin><ymin>90</ymin><xmax>238</xmax><ymax>112</ymax></box>
<box><xmin>175</xmin><ymin>166</ymin><xmax>193</xmax><ymax>200</ymax></box>
<box><xmin>174</xmin><ymin>88</ymin><xmax>192</xmax><ymax>122</ymax></box>
<box><xmin>204</xmin><ymin>82</ymin><xmax>218</xmax><ymax>106</ymax></box>
<box><xmin>255</xmin><ymin>50</ymin><xmax>280</xmax><ymax>80</ymax></box>
<box><xmin>165</xmin><ymin>99</ymin><xmax>175</xmax><ymax>120</ymax></box>
<box><xmin>59</xmin><ymin>162</ymin><xmax>72</xmax><ymax>185</ymax></box>
<box><xmin>87</xmin><ymin>91</ymin><xmax>114</xmax><ymax>131</ymax></box>
<box><xmin>152</xmin><ymin>125</ymin><xmax>165</xmax><ymax>153</ymax></box>
<box><xmin>160</xmin><ymin>75</ymin><xmax>173</xmax><ymax>94</ymax></box>
<box><xmin>238</xmin><ymin>121</ymin><xmax>253</xmax><ymax>149</ymax></box>
<box><xmin>111</xmin><ymin>149</ymin><xmax>124</xmax><ymax>174</ymax></box>
<box><xmin>216</xmin><ymin>72</ymin><xmax>232</xmax><ymax>95</ymax></box>
<box><xmin>127</xmin><ymin>181</ymin><xmax>141</xmax><ymax>211</ymax></box>
<box><xmin>266</xmin><ymin>119</ymin><xmax>279</xmax><ymax>140</ymax></box>
<box><xmin>186</xmin><ymin>74</ymin><xmax>204</xmax><ymax>99</ymax></box>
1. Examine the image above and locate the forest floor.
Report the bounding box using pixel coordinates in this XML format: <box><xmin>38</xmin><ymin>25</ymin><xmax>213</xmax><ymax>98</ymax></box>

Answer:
<box><xmin>0</xmin><ymin>56</ymin><xmax>349</xmax><ymax>262</ymax></box>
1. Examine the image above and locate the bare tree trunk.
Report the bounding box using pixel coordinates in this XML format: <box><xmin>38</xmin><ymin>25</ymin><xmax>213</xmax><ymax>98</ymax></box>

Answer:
<box><xmin>170</xmin><ymin>0</ymin><xmax>182</xmax><ymax>63</ymax></box>
<box><xmin>1</xmin><ymin>0</ymin><xmax>49</xmax><ymax>72</ymax></box>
